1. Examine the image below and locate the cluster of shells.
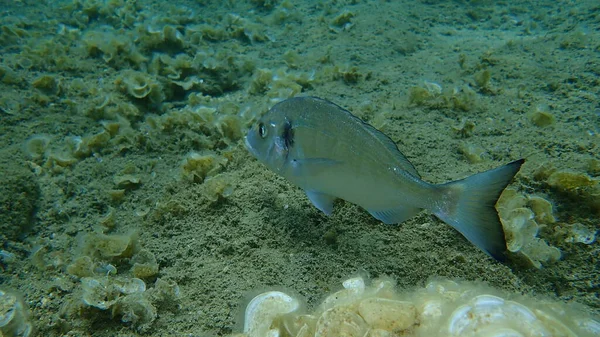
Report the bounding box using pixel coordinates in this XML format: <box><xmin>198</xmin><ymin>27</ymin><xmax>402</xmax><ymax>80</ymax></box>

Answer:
<box><xmin>228</xmin><ymin>276</ymin><xmax>600</xmax><ymax>337</ymax></box>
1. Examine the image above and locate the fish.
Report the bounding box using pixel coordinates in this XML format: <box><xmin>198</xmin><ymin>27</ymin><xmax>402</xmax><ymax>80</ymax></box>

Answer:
<box><xmin>245</xmin><ymin>96</ymin><xmax>524</xmax><ymax>261</ymax></box>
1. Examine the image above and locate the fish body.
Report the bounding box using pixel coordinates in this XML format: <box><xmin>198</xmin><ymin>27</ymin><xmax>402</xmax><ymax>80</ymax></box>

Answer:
<box><xmin>245</xmin><ymin>96</ymin><xmax>524</xmax><ymax>261</ymax></box>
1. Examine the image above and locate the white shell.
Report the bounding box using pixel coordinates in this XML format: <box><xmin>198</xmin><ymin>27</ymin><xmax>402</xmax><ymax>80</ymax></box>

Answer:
<box><xmin>368</xmin><ymin>329</ymin><xmax>392</xmax><ymax>337</ymax></box>
<box><xmin>370</xmin><ymin>279</ymin><xmax>396</xmax><ymax>299</ymax></box>
<box><xmin>314</xmin><ymin>306</ymin><xmax>369</xmax><ymax>337</ymax></box>
<box><xmin>244</xmin><ymin>291</ymin><xmax>300</xmax><ymax>337</ymax></box>
<box><xmin>295</xmin><ymin>323</ymin><xmax>312</xmax><ymax>337</ymax></box>
<box><xmin>0</xmin><ymin>290</ymin><xmax>17</xmax><ymax>328</ymax></box>
<box><xmin>357</xmin><ymin>298</ymin><xmax>416</xmax><ymax>331</ymax></box>
<box><xmin>116</xmin><ymin>278</ymin><xmax>146</xmax><ymax>294</ymax></box>
<box><xmin>0</xmin><ymin>289</ymin><xmax>32</xmax><ymax>337</ymax></box>
<box><xmin>475</xmin><ymin>327</ymin><xmax>524</xmax><ymax>337</ymax></box>
<box><xmin>283</xmin><ymin>314</ymin><xmax>317</xmax><ymax>337</ymax></box>
<box><xmin>228</xmin><ymin>278</ymin><xmax>600</xmax><ymax>337</ymax></box>
<box><xmin>342</xmin><ymin>277</ymin><xmax>365</xmax><ymax>291</ymax></box>
<box><xmin>446</xmin><ymin>295</ymin><xmax>549</xmax><ymax>337</ymax></box>
<box><xmin>420</xmin><ymin>298</ymin><xmax>443</xmax><ymax>319</ymax></box>
<box><xmin>533</xmin><ymin>308</ymin><xmax>578</xmax><ymax>337</ymax></box>
<box><xmin>265</xmin><ymin>328</ymin><xmax>280</xmax><ymax>337</ymax></box>
<box><xmin>320</xmin><ymin>277</ymin><xmax>365</xmax><ymax>310</ymax></box>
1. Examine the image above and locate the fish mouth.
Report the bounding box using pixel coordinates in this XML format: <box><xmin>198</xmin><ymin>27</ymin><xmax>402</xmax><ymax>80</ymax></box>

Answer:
<box><xmin>244</xmin><ymin>136</ymin><xmax>258</xmax><ymax>158</ymax></box>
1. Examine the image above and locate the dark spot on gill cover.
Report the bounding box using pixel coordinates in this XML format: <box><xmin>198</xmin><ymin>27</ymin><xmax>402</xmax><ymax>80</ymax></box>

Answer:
<box><xmin>282</xmin><ymin>120</ymin><xmax>294</xmax><ymax>149</ymax></box>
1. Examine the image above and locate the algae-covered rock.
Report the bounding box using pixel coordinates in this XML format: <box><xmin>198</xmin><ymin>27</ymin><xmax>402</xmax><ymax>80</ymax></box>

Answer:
<box><xmin>181</xmin><ymin>152</ymin><xmax>226</xmax><ymax>183</ymax></box>
<box><xmin>530</xmin><ymin>104</ymin><xmax>555</xmax><ymax>127</ymax></box>
<box><xmin>108</xmin><ymin>189</ymin><xmax>127</xmax><ymax>203</ymax></box>
<box><xmin>81</xmin><ymin>276</ymin><xmax>146</xmax><ymax>310</ymax></box>
<box><xmin>113</xmin><ymin>174</ymin><xmax>141</xmax><ymax>190</ymax></box>
<box><xmin>546</xmin><ymin>171</ymin><xmax>597</xmax><ymax>192</ymax></box>
<box><xmin>225</xmin><ymin>13</ymin><xmax>271</xmax><ymax>44</ymax></box>
<box><xmin>267</xmin><ymin>68</ymin><xmax>314</xmax><ymax>99</ymax></box>
<box><xmin>82</xmin><ymin>29</ymin><xmax>133</xmax><ymax>64</ymax></box>
<box><xmin>248</xmin><ymin>68</ymin><xmax>273</xmax><ymax>95</ymax></box>
<box><xmin>330</xmin><ymin>10</ymin><xmax>355</xmax><ymax>32</ymax></box>
<box><xmin>137</xmin><ymin>25</ymin><xmax>184</xmax><ymax>52</ymax></box>
<box><xmin>72</xmin><ymin>130</ymin><xmax>111</xmax><ymax>157</ymax></box>
<box><xmin>562</xmin><ymin>223</ymin><xmax>597</xmax><ymax>244</ymax></box>
<box><xmin>283</xmin><ymin>50</ymin><xmax>301</xmax><ymax>69</ymax></box>
<box><xmin>148</xmin><ymin>278</ymin><xmax>181</xmax><ymax>305</ymax></box>
<box><xmin>249</xmin><ymin>67</ymin><xmax>314</xmax><ymax>98</ymax></box>
<box><xmin>69</xmin><ymin>228</ymin><xmax>180</xmax><ymax>332</ymax></box>
<box><xmin>113</xmin><ymin>293</ymin><xmax>157</xmax><ymax>331</ymax></box>
<box><xmin>452</xmin><ymin>119</ymin><xmax>475</xmax><ymax>138</ymax></box>
<box><xmin>0</xmin><ymin>161</ymin><xmax>39</xmax><ymax>241</ymax></box>
<box><xmin>116</xmin><ymin>70</ymin><xmax>165</xmax><ymax>105</ymax></box>
<box><xmin>32</xmin><ymin>75</ymin><xmax>60</xmax><ymax>95</ymax></box>
<box><xmin>533</xmin><ymin>162</ymin><xmax>557</xmax><ymax>181</ymax></box>
<box><xmin>535</xmin><ymin>165</ymin><xmax>600</xmax><ymax>215</ymax></box>
<box><xmin>79</xmin><ymin>232</ymin><xmax>139</xmax><ymax>260</ymax></box>
<box><xmin>408</xmin><ymin>82</ymin><xmax>478</xmax><ymax>113</ymax></box>
<box><xmin>203</xmin><ymin>175</ymin><xmax>235</xmax><ymax>203</ymax></box>
<box><xmin>588</xmin><ymin>159</ymin><xmax>600</xmax><ymax>176</ymax></box>
<box><xmin>474</xmin><ymin>69</ymin><xmax>492</xmax><ymax>90</ymax></box>
<box><xmin>331</xmin><ymin>64</ymin><xmax>362</xmax><ymax>84</ymax></box>
<box><xmin>23</xmin><ymin>134</ymin><xmax>51</xmax><ymax>160</ymax></box>
<box><xmin>79</xmin><ymin>275</ymin><xmax>178</xmax><ymax>332</ymax></box>
<box><xmin>458</xmin><ymin>142</ymin><xmax>486</xmax><ymax>163</ymax></box>
<box><xmin>408</xmin><ymin>85</ymin><xmax>435</xmax><ymax>106</ymax></box>
<box><xmin>66</xmin><ymin>256</ymin><xmax>95</xmax><ymax>278</ymax></box>
<box><xmin>528</xmin><ymin>196</ymin><xmax>556</xmax><ymax>224</ymax></box>
<box><xmin>497</xmin><ymin>189</ymin><xmax>561</xmax><ymax>268</ymax></box>
<box><xmin>215</xmin><ymin>114</ymin><xmax>243</xmax><ymax>143</ymax></box>
<box><xmin>23</xmin><ymin>134</ymin><xmax>80</xmax><ymax>171</ymax></box>
<box><xmin>130</xmin><ymin>249</ymin><xmax>159</xmax><ymax>279</ymax></box>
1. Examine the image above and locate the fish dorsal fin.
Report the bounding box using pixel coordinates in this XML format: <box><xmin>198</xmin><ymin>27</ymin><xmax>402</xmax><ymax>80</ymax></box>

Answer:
<box><xmin>321</xmin><ymin>98</ymin><xmax>421</xmax><ymax>179</ymax></box>
<box><xmin>365</xmin><ymin>126</ymin><xmax>421</xmax><ymax>179</ymax></box>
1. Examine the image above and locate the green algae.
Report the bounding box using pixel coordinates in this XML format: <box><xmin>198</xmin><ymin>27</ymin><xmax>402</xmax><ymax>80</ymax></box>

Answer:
<box><xmin>0</xmin><ymin>0</ymin><xmax>598</xmax><ymax>336</ymax></box>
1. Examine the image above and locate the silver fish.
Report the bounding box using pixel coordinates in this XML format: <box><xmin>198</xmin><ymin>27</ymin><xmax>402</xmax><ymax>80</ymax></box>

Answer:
<box><xmin>245</xmin><ymin>96</ymin><xmax>524</xmax><ymax>261</ymax></box>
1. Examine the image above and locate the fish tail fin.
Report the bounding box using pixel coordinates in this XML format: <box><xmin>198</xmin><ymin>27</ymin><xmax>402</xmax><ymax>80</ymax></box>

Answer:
<box><xmin>433</xmin><ymin>159</ymin><xmax>525</xmax><ymax>261</ymax></box>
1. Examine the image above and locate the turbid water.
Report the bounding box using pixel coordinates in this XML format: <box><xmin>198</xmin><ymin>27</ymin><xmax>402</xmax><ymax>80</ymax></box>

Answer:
<box><xmin>0</xmin><ymin>0</ymin><xmax>598</xmax><ymax>336</ymax></box>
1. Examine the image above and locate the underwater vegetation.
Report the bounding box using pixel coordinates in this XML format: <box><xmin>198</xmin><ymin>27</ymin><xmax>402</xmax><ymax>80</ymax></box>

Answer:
<box><xmin>56</xmin><ymin>231</ymin><xmax>180</xmax><ymax>332</ymax></box>
<box><xmin>0</xmin><ymin>0</ymin><xmax>599</xmax><ymax>336</ymax></box>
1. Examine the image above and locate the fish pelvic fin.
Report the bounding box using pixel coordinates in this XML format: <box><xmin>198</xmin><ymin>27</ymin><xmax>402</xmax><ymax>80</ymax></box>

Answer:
<box><xmin>305</xmin><ymin>190</ymin><xmax>336</xmax><ymax>216</ymax></box>
<box><xmin>433</xmin><ymin>159</ymin><xmax>525</xmax><ymax>262</ymax></box>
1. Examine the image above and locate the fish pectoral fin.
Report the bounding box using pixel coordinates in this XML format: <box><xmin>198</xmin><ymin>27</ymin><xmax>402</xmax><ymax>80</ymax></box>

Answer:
<box><xmin>368</xmin><ymin>206</ymin><xmax>421</xmax><ymax>224</ymax></box>
<box><xmin>305</xmin><ymin>190</ymin><xmax>336</xmax><ymax>216</ymax></box>
<box><xmin>291</xmin><ymin>158</ymin><xmax>341</xmax><ymax>177</ymax></box>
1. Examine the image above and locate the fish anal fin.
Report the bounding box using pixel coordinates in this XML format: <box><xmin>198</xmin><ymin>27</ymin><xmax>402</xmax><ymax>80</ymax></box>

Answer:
<box><xmin>305</xmin><ymin>190</ymin><xmax>336</xmax><ymax>216</ymax></box>
<box><xmin>368</xmin><ymin>206</ymin><xmax>421</xmax><ymax>224</ymax></box>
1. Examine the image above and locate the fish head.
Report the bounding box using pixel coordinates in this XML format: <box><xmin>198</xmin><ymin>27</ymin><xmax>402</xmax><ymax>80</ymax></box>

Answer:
<box><xmin>245</xmin><ymin>112</ymin><xmax>294</xmax><ymax>174</ymax></box>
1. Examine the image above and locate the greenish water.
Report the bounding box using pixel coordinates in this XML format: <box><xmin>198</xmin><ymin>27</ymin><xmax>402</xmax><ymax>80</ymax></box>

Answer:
<box><xmin>0</xmin><ymin>0</ymin><xmax>598</xmax><ymax>336</ymax></box>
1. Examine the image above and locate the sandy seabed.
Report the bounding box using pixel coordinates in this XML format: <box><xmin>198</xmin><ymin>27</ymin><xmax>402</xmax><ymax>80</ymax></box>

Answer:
<box><xmin>0</xmin><ymin>0</ymin><xmax>598</xmax><ymax>336</ymax></box>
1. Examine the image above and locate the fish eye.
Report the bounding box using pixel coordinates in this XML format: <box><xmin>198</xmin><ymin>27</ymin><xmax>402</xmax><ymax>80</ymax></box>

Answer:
<box><xmin>258</xmin><ymin>123</ymin><xmax>267</xmax><ymax>138</ymax></box>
